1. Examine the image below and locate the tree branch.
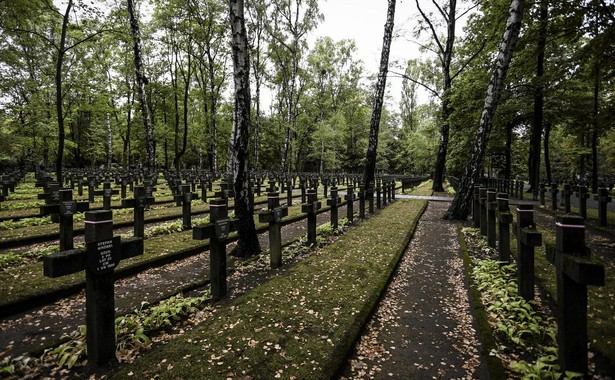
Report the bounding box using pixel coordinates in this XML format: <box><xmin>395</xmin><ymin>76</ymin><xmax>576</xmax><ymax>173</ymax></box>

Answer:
<box><xmin>389</xmin><ymin>70</ymin><xmax>441</xmax><ymax>99</ymax></box>
<box><xmin>451</xmin><ymin>39</ymin><xmax>486</xmax><ymax>81</ymax></box>
<box><xmin>416</xmin><ymin>0</ymin><xmax>445</xmax><ymax>61</ymax></box>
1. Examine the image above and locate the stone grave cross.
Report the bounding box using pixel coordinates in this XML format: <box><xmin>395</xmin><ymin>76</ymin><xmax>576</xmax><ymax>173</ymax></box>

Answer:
<box><xmin>258</xmin><ymin>192</ymin><xmax>288</xmax><ymax>268</ymax></box>
<box><xmin>40</xmin><ymin>189</ymin><xmax>89</xmax><ymax>250</ymax></box>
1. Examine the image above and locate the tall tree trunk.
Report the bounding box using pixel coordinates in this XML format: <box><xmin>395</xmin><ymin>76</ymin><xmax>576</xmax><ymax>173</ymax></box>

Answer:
<box><xmin>127</xmin><ymin>0</ymin><xmax>155</xmax><ymax>173</ymax></box>
<box><xmin>229</xmin><ymin>0</ymin><xmax>260</xmax><ymax>257</ymax></box>
<box><xmin>505</xmin><ymin>120</ymin><xmax>513</xmax><ymax>179</ymax></box>
<box><xmin>362</xmin><ymin>0</ymin><xmax>396</xmax><ymax>189</ymax></box>
<box><xmin>544</xmin><ymin>122</ymin><xmax>552</xmax><ymax>184</ymax></box>
<box><xmin>591</xmin><ymin>61</ymin><xmax>600</xmax><ymax>192</ymax></box>
<box><xmin>55</xmin><ymin>0</ymin><xmax>72</xmax><ymax>183</ymax></box>
<box><xmin>528</xmin><ymin>0</ymin><xmax>547</xmax><ymax>191</ymax></box>
<box><xmin>107</xmin><ymin>112</ymin><xmax>112</xmax><ymax>168</ymax></box>
<box><xmin>445</xmin><ymin>0</ymin><xmax>525</xmax><ymax>220</ymax></box>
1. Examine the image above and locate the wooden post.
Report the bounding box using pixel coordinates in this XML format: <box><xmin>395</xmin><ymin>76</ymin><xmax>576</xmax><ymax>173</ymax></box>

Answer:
<box><xmin>479</xmin><ymin>187</ymin><xmax>487</xmax><ymax>237</ymax></box>
<box><xmin>496</xmin><ymin>193</ymin><xmax>512</xmax><ymax>262</ymax></box>
<box><xmin>575</xmin><ymin>185</ymin><xmax>589</xmax><ymax>219</ymax></box>
<box><xmin>593</xmin><ymin>188</ymin><xmax>612</xmax><ymax>226</ymax></box>
<box><xmin>545</xmin><ymin>216</ymin><xmax>604</xmax><ymax>375</ymax></box>
<box><xmin>376</xmin><ymin>180</ymin><xmax>382</xmax><ymax>209</ymax></box>
<box><xmin>487</xmin><ymin>188</ymin><xmax>497</xmax><ymax>248</ymax></box>
<box><xmin>43</xmin><ymin>210</ymin><xmax>143</xmax><ymax>367</ymax></box>
<box><xmin>301</xmin><ymin>189</ymin><xmax>321</xmax><ymax>245</ymax></box>
<box><xmin>327</xmin><ymin>186</ymin><xmax>341</xmax><ymax>230</ymax></box>
<box><xmin>473</xmin><ymin>185</ymin><xmax>481</xmax><ymax>228</ymax></box>
<box><xmin>345</xmin><ymin>185</ymin><xmax>355</xmax><ymax>223</ymax></box>
<box><xmin>192</xmin><ymin>198</ymin><xmax>239</xmax><ymax>300</ymax></box>
<box><xmin>551</xmin><ymin>183</ymin><xmax>559</xmax><ymax>211</ymax></box>
<box><xmin>258</xmin><ymin>192</ymin><xmax>288</xmax><ymax>268</ymax></box>
<box><xmin>514</xmin><ymin>204</ymin><xmax>542</xmax><ymax>301</ymax></box>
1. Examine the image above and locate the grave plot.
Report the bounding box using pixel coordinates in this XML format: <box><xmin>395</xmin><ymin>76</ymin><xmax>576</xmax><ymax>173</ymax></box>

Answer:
<box><xmin>460</xmin><ymin>188</ymin><xmax>614</xmax><ymax>378</ymax></box>
<box><xmin>0</xmin><ymin>177</ymin><xmax>418</xmax><ymax>378</ymax></box>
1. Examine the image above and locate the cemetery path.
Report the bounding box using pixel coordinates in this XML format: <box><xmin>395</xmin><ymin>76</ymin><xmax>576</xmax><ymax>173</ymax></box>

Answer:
<box><xmin>338</xmin><ymin>201</ymin><xmax>489</xmax><ymax>379</ymax></box>
<box><xmin>0</xmin><ymin>203</ymin><xmax>350</xmax><ymax>361</ymax></box>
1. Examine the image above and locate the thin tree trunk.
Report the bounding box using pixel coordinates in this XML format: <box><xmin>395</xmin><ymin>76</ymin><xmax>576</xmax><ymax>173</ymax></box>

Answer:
<box><xmin>229</xmin><ymin>0</ymin><xmax>260</xmax><ymax>257</ymax></box>
<box><xmin>544</xmin><ymin>122</ymin><xmax>552</xmax><ymax>184</ymax></box>
<box><xmin>445</xmin><ymin>0</ymin><xmax>525</xmax><ymax>220</ymax></box>
<box><xmin>128</xmin><ymin>0</ymin><xmax>155</xmax><ymax>173</ymax></box>
<box><xmin>55</xmin><ymin>0</ymin><xmax>72</xmax><ymax>184</ymax></box>
<box><xmin>592</xmin><ymin>61</ymin><xmax>600</xmax><ymax>192</ymax></box>
<box><xmin>363</xmin><ymin>0</ymin><xmax>396</xmax><ymax>189</ymax></box>
<box><xmin>528</xmin><ymin>0</ymin><xmax>547</xmax><ymax>191</ymax></box>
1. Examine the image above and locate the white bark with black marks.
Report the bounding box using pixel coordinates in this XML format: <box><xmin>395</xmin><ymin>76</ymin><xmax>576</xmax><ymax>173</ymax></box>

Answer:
<box><xmin>363</xmin><ymin>0</ymin><xmax>396</xmax><ymax>189</ymax></box>
<box><xmin>446</xmin><ymin>0</ymin><xmax>525</xmax><ymax>220</ymax></box>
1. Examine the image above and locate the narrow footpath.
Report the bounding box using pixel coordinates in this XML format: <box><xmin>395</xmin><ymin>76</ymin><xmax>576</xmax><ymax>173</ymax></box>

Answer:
<box><xmin>338</xmin><ymin>201</ymin><xmax>489</xmax><ymax>379</ymax></box>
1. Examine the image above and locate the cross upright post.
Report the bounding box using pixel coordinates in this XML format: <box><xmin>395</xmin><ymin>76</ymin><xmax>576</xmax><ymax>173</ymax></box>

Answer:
<box><xmin>575</xmin><ymin>185</ymin><xmax>589</xmax><ymax>219</ymax></box>
<box><xmin>43</xmin><ymin>210</ymin><xmax>143</xmax><ymax>367</ymax></box>
<box><xmin>345</xmin><ymin>185</ymin><xmax>355</xmax><ymax>223</ymax></box>
<box><xmin>545</xmin><ymin>216</ymin><xmax>604</xmax><ymax>375</ymax></box>
<box><xmin>40</xmin><ymin>189</ymin><xmax>89</xmax><ymax>250</ymax></box>
<box><xmin>258</xmin><ymin>192</ymin><xmax>288</xmax><ymax>268</ymax></box>
<box><xmin>301</xmin><ymin>189</ymin><xmax>321</xmax><ymax>245</ymax></box>
<box><xmin>496</xmin><ymin>193</ymin><xmax>512</xmax><ymax>263</ymax></box>
<box><xmin>514</xmin><ymin>204</ymin><xmax>542</xmax><ymax>301</ymax></box>
<box><xmin>593</xmin><ymin>188</ymin><xmax>612</xmax><ymax>226</ymax></box>
<box><xmin>327</xmin><ymin>186</ymin><xmax>342</xmax><ymax>230</ymax></box>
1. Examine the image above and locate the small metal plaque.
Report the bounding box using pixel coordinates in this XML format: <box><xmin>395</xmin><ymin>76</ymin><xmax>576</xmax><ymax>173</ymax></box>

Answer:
<box><xmin>215</xmin><ymin>219</ymin><xmax>230</xmax><ymax>240</ymax></box>
<box><xmin>87</xmin><ymin>236</ymin><xmax>121</xmax><ymax>274</ymax></box>
<box><xmin>60</xmin><ymin>200</ymin><xmax>76</xmax><ymax>216</ymax></box>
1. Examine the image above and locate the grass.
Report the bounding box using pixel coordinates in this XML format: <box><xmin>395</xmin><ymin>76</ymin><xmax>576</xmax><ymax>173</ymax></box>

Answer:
<box><xmin>110</xmin><ymin>199</ymin><xmax>427</xmax><ymax>379</ymax></box>
<box><xmin>403</xmin><ymin>179</ymin><xmax>434</xmax><ymax>196</ymax></box>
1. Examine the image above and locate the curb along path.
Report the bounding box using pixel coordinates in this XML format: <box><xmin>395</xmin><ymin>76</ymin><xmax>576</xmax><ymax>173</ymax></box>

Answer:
<box><xmin>339</xmin><ymin>201</ymin><xmax>488</xmax><ymax>379</ymax></box>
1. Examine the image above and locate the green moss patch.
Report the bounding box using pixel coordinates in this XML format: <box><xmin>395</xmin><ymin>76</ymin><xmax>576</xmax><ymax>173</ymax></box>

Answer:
<box><xmin>111</xmin><ymin>199</ymin><xmax>427</xmax><ymax>379</ymax></box>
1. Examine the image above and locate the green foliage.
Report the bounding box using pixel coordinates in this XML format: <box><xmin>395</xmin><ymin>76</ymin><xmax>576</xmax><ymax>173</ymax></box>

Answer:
<box><xmin>0</xmin><ymin>216</ymin><xmax>52</xmax><ymax>231</ymax></box>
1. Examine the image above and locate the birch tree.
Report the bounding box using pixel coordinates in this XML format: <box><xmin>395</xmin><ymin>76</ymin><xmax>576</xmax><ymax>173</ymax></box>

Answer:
<box><xmin>363</xmin><ymin>0</ymin><xmax>396</xmax><ymax>190</ymax></box>
<box><xmin>445</xmin><ymin>0</ymin><xmax>525</xmax><ymax>220</ymax></box>
<box><xmin>128</xmin><ymin>0</ymin><xmax>156</xmax><ymax>173</ymax></box>
<box><xmin>229</xmin><ymin>0</ymin><xmax>260</xmax><ymax>257</ymax></box>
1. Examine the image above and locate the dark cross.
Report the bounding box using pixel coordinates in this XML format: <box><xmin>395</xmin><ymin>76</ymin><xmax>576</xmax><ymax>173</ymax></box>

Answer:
<box><xmin>87</xmin><ymin>179</ymin><xmax>98</xmax><ymax>203</ymax></box>
<box><xmin>299</xmin><ymin>179</ymin><xmax>307</xmax><ymax>204</ymax></box>
<box><xmin>323</xmin><ymin>177</ymin><xmax>329</xmax><ymax>198</ymax></box>
<box><xmin>575</xmin><ymin>185</ymin><xmax>589</xmax><ymax>219</ymax></box>
<box><xmin>216</xmin><ymin>180</ymin><xmax>234</xmax><ymax>200</ymax></box>
<box><xmin>92</xmin><ymin>182</ymin><xmax>119</xmax><ymax>210</ymax></box>
<box><xmin>539</xmin><ymin>182</ymin><xmax>546</xmax><ymax>206</ymax></box>
<box><xmin>193</xmin><ymin>198</ymin><xmax>239</xmax><ymax>300</ymax></box>
<box><xmin>38</xmin><ymin>182</ymin><xmax>61</xmax><ymax>223</ymax></box>
<box><xmin>376</xmin><ymin>180</ymin><xmax>382</xmax><ymax>209</ymax></box>
<box><xmin>514</xmin><ymin>204</ymin><xmax>542</xmax><ymax>301</ymax></box>
<box><xmin>43</xmin><ymin>210</ymin><xmax>143</xmax><ymax>367</ymax></box>
<box><xmin>254</xmin><ymin>176</ymin><xmax>262</xmax><ymax>197</ymax></box>
<box><xmin>327</xmin><ymin>186</ymin><xmax>342</xmax><ymax>230</ymax></box>
<box><xmin>284</xmin><ymin>180</ymin><xmax>293</xmax><ymax>206</ymax></box>
<box><xmin>472</xmin><ymin>186</ymin><xmax>481</xmax><ymax>228</ymax></box>
<box><xmin>545</xmin><ymin>216</ymin><xmax>604</xmax><ymax>375</ymax></box>
<box><xmin>345</xmin><ymin>185</ymin><xmax>355</xmax><ymax>223</ymax></box>
<box><xmin>174</xmin><ymin>184</ymin><xmax>198</xmax><ymax>229</ymax></box>
<box><xmin>486</xmin><ymin>188</ymin><xmax>497</xmax><ymax>248</ymax></box>
<box><xmin>301</xmin><ymin>189</ymin><xmax>321</xmax><ymax>245</ymax></box>
<box><xmin>359</xmin><ymin>185</ymin><xmax>366</xmax><ymax>219</ymax></box>
<box><xmin>551</xmin><ymin>183</ymin><xmax>559</xmax><ymax>211</ymax></box>
<box><xmin>40</xmin><ymin>189</ymin><xmax>89</xmax><ymax>250</ymax></box>
<box><xmin>562</xmin><ymin>183</ymin><xmax>573</xmax><ymax>214</ymax></box>
<box><xmin>496</xmin><ymin>193</ymin><xmax>512</xmax><ymax>263</ymax></box>
<box><xmin>172</xmin><ymin>179</ymin><xmax>183</xmax><ymax>206</ymax></box>
<box><xmin>200</xmin><ymin>179</ymin><xmax>209</xmax><ymax>202</ymax></box>
<box><xmin>266</xmin><ymin>179</ymin><xmax>277</xmax><ymax>194</ymax></box>
<box><xmin>121</xmin><ymin>186</ymin><xmax>154</xmax><ymax>238</ymax></box>
<box><xmin>593</xmin><ymin>188</ymin><xmax>612</xmax><ymax>226</ymax></box>
<box><xmin>367</xmin><ymin>182</ymin><xmax>375</xmax><ymax>214</ymax></box>
<box><xmin>258</xmin><ymin>192</ymin><xmax>288</xmax><ymax>268</ymax></box>
<box><xmin>517</xmin><ymin>180</ymin><xmax>524</xmax><ymax>200</ymax></box>
<box><xmin>479</xmin><ymin>187</ymin><xmax>488</xmax><ymax>237</ymax></box>
<box><xmin>382</xmin><ymin>181</ymin><xmax>388</xmax><ymax>207</ymax></box>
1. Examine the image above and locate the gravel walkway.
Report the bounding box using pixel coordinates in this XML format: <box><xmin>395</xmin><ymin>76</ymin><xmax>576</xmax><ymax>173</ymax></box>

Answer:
<box><xmin>339</xmin><ymin>201</ymin><xmax>488</xmax><ymax>379</ymax></box>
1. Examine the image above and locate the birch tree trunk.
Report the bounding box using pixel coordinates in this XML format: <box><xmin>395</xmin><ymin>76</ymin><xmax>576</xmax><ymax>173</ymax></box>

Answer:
<box><xmin>445</xmin><ymin>0</ymin><xmax>525</xmax><ymax>220</ymax></box>
<box><xmin>127</xmin><ymin>0</ymin><xmax>155</xmax><ymax>173</ymax></box>
<box><xmin>362</xmin><ymin>0</ymin><xmax>396</xmax><ymax>189</ymax></box>
<box><xmin>229</xmin><ymin>0</ymin><xmax>260</xmax><ymax>257</ymax></box>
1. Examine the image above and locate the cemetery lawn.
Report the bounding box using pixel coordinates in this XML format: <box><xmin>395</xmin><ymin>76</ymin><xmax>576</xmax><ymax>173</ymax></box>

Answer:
<box><xmin>110</xmin><ymin>199</ymin><xmax>427</xmax><ymax>379</ymax></box>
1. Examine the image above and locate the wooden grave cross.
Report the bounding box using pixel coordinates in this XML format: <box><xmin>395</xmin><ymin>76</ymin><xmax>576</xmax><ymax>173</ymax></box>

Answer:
<box><xmin>192</xmin><ymin>198</ymin><xmax>239</xmax><ymax>300</ymax></box>
<box><xmin>545</xmin><ymin>216</ymin><xmax>604</xmax><ymax>375</ymax></box>
<box><xmin>43</xmin><ymin>210</ymin><xmax>143</xmax><ymax>367</ymax></box>
<box><xmin>259</xmin><ymin>192</ymin><xmax>289</xmax><ymax>268</ymax></box>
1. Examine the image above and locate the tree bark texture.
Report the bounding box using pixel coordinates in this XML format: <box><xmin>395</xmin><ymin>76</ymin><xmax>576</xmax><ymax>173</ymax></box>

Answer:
<box><xmin>445</xmin><ymin>0</ymin><xmax>525</xmax><ymax>220</ymax></box>
<box><xmin>55</xmin><ymin>0</ymin><xmax>72</xmax><ymax>184</ymax></box>
<box><xmin>128</xmin><ymin>0</ymin><xmax>155</xmax><ymax>173</ymax></box>
<box><xmin>362</xmin><ymin>0</ymin><xmax>396</xmax><ymax>189</ymax></box>
<box><xmin>229</xmin><ymin>0</ymin><xmax>260</xmax><ymax>257</ymax></box>
<box><xmin>528</xmin><ymin>0</ymin><xmax>547</xmax><ymax>191</ymax></box>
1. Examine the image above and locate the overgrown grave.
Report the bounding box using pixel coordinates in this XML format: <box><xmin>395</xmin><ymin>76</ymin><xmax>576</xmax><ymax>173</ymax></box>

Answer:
<box><xmin>468</xmin><ymin>192</ymin><xmax>612</xmax><ymax>377</ymax></box>
<box><xmin>43</xmin><ymin>209</ymin><xmax>144</xmax><ymax>367</ymax></box>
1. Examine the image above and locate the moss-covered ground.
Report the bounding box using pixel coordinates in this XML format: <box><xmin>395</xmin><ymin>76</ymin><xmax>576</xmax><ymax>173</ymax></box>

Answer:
<box><xmin>109</xmin><ymin>199</ymin><xmax>426</xmax><ymax>379</ymax></box>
